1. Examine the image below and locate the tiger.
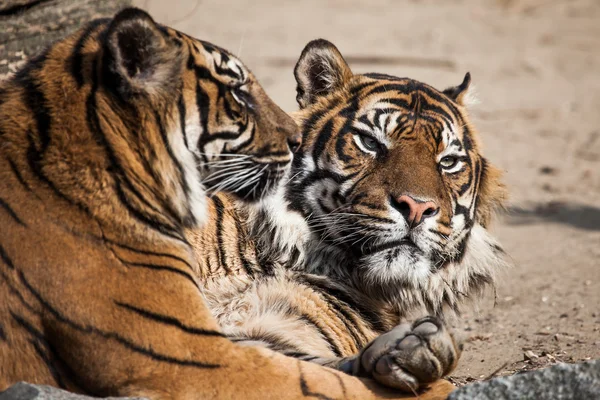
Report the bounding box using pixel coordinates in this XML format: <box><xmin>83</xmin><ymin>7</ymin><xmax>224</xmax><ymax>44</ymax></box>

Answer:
<box><xmin>0</xmin><ymin>9</ymin><xmax>415</xmax><ymax>400</ymax></box>
<box><xmin>187</xmin><ymin>39</ymin><xmax>508</xmax><ymax>393</ymax></box>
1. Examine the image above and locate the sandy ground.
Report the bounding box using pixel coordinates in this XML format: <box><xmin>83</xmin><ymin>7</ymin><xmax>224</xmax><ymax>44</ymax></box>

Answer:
<box><xmin>1</xmin><ymin>0</ymin><xmax>598</xmax><ymax>384</ymax></box>
<box><xmin>133</xmin><ymin>0</ymin><xmax>600</xmax><ymax>381</ymax></box>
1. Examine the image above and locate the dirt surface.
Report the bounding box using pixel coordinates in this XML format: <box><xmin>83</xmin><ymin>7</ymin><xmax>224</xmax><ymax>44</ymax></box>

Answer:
<box><xmin>2</xmin><ymin>0</ymin><xmax>598</xmax><ymax>385</ymax></box>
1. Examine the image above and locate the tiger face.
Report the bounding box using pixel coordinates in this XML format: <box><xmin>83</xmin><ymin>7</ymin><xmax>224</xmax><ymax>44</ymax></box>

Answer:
<box><xmin>104</xmin><ymin>9</ymin><xmax>299</xmax><ymax>202</ymax></box>
<box><xmin>286</xmin><ymin>40</ymin><xmax>506</xmax><ymax>290</ymax></box>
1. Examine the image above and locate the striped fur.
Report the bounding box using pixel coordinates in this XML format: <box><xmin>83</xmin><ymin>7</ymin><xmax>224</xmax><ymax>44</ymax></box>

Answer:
<box><xmin>188</xmin><ymin>39</ymin><xmax>508</xmax><ymax>390</ymax></box>
<box><xmin>0</xmin><ymin>11</ymin><xmax>413</xmax><ymax>400</ymax></box>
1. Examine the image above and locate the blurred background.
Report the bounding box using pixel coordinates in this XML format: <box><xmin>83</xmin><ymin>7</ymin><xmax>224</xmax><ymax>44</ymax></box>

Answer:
<box><xmin>1</xmin><ymin>0</ymin><xmax>598</xmax><ymax>382</ymax></box>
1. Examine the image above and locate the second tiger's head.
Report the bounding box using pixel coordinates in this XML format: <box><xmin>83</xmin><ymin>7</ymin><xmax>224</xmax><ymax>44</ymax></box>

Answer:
<box><xmin>101</xmin><ymin>8</ymin><xmax>300</xmax><ymax>201</ymax></box>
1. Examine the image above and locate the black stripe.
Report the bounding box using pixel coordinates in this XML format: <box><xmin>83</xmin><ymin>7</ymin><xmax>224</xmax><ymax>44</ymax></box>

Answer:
<box><xmin>283</xmin><ymin>351</ymin><xmax>314</xmax><ymax>359</ymax></box>
<box><xmin>0</xmin><ymin>323</ymin><xmax>6</xmax><ymax>341</ymax></box>
<box><xmin>11</xmin><ymin>311</ymin><xmax>67</xmax><ymax>389</ymax></box>
<box><xmin>26</xmin><ymin>129</ymin><xmax>88</xmax><ymax>213</ymax></box>
<box><xmin>194</xmin><ymin>81</ymin><xmax>210</xmax><ymax>160</ymax></box>
<box><xmin>229</xmin><ymin>122</ymin><xmax>256</xmax><ymax>153</ymax></box>
<box><xmin>298</xmin><ymin>361</ymin><xmax>336</xmax><ymax>400</ymax></box>
<box><xmin>7</xmin><ymin>158</ymin><xmax>33</xmax><ymax>193</ymax></box>
<box><xmin>107</xmin><ymin>240</ymin><xmax>195</xmax><ymax>273</ymax></box>
<box><xmin>240</xmin><ymin>332</ymin><xmax>302</xmax><ymax>353</ymax></box>
<box><xmin>121</xmin><ymin>260</ymin><xmax>198</xmax><ymax>288</ymax></box>
<box><xmin>233</xmin><ymin>212</ymin><xmax>255</xmax><ymax>276</ymax></box>
<box><xmin>20</xmin><ymin>65</ymin><xmax>51</xmax><ymax>157</ymax></box>
<box><xmin>0</xmin><ymin>271</ymin><xmax>91</xmax><ymax>393</ymax></box>
<box><xmin>178</xmin><ymin>92</ymin><xmax>189</xmax><ymax>149</ymax></box>
<box><xmin>114</xmin><ymin>183</ymin><xmax>185</xmax><ymax>242</ymax></box>
<box><xmin>0</xmin><ymin>197</ymin><xmax>26</xmax><ymax>226</ymax></box>
<box><xmin>312</xmin><ymin>118</ymin><xmax>334</xmax><ymax>165</ymax></box>
<box><xmin>212</xmin><ymin>196</ymin><xmax>231</xmax><ymax>274</ymax></box>
<box><xmin>70</xmin><ymin>19</ymin><xmax>108</xmax><ymax>87</ymax></box>
<box><xmin>316</xmin><ymin>291</ymin><xmax>369</xmax><ymax>347</ymax></box>
<box><xmin>0</xmin><ymin>243</ymin><xmax>15</xmax><ymax>270</ymax></box>
<box><xmin>153</xmin><ymin>109</ymin><xmax>192</xmax><ymax>223</ymax></box>
<box><xmin>115</xmin><ymin>302</ymin><xmax>225</xmax><ymax>337</ymax></box>
<box><xmin>17</xmin><ymin>270</ymin><xmax>221</xmax><ymax>369</ymax></box>
<box><xmin>298</xmin><ymin>276</ymin><xmax>388</xmax><ymax>333</ymax></box>
<box><xmin>295</xmin><ymin>310</ymin><xmax>343</xmax><ymax>358</ymax></box>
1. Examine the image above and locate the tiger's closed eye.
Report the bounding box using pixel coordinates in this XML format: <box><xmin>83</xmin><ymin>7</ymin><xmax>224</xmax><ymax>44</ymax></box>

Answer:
<box><xmin>231</xmin><ymin>85</ymin><xmax>250</xmax><ymax>104</ymax></box>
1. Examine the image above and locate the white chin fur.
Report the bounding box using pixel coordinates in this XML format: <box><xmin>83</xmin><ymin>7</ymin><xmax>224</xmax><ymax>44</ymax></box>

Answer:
<box><xmin>359</xmin><ymin>248</ymin><xmax>433</xmax><ymax>288</ymax></box>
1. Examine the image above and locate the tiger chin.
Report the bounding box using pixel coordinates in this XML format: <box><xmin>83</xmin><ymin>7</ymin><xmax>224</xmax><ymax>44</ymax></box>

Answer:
<box><xmin>1</xmin><ymin>9</ymin><xmax>408</xmax><ymax>400</ymax></box>
<box><xmin>197</xmin><ymin>39</ymin><xmax>509</xmax><ymax>393</ymax></box>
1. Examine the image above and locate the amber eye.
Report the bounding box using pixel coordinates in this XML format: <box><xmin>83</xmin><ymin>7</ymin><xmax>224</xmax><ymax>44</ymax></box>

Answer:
<box><xmin>358</xmin><ymin>134</ymin><xmax>379</xmax><ymax>152</ymax></box>
<box><xmin>439</xmin><ymin>156</ymin><xmax>459</xmax><ymax>169</ymax></box>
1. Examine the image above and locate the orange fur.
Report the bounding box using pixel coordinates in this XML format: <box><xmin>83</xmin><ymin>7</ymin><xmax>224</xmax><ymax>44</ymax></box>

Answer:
<box><xmin>0</xmin><ymin>8</ymin><xmax>448</xmax><ymax>400</ymax></box>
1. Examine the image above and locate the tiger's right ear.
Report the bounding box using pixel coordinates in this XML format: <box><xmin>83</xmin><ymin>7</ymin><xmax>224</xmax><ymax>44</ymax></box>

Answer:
<box><xmin>104</xmin><ymin>8</ymin><xmax>182</xmax><ymax>97</ymax></box>
<box><xmin>294</xmin><ymin>39</ymin><xmax>353</xmax><ymax>109</ymax></box>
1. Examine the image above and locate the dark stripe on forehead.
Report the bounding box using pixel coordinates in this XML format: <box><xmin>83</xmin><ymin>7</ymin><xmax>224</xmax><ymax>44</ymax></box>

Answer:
<box><xmin>361</xmin><ymin>79</ymin><xmax>462</xmax><ymax>117</ymax></box>
<box><xmin>336</xmin><ymin>120</ymin><xmax>354</xmax><ymax>163</ymax></box>
<box><xmin>312</xmin><ymin>118</ymin><xmax>335</xmax><ymax>165</ymax></box>
<box><xmin>363</xmin><ymin>72</ymin><xmax>404</xmax><ymax>81</ymax></box>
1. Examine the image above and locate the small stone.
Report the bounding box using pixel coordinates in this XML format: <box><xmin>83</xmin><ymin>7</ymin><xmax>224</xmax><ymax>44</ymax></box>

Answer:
<box><xmin>539</xmin><ymin>166</ymin><xmax>557</xmax><ymax>175</ymax></box>
<box><xmin>554</xmin><ymin>333</ymin><xmax>576</xmax><ymax>341</ymax></box>
<box><xmin>524</xmin><ymin>350</ymin><xmax>538</xmax><ymax>361</ymax></box>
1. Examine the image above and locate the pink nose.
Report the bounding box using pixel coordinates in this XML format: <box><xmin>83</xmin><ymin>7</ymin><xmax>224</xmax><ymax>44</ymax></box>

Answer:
<box><xmin>393</xmin><ymin>195</ymin><xmax>439</xmax><ymax>227</ymax></box>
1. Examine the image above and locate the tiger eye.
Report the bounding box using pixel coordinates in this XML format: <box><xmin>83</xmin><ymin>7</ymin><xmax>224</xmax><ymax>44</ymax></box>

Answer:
<box><xmin>439</xmin><ymin>156</ymin><xmax>458</xmax><ymax>169</ymax></box>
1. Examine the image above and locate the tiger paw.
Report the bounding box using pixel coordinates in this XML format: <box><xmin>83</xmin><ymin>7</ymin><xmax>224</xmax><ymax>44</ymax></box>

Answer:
<box><xmin>357</xmin><ymin>317</ymin><xmax>461</xmax><ymax>392</ymax></box>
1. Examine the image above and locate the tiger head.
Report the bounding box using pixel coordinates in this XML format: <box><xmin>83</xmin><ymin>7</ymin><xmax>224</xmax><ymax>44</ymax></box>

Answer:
<box><xmin>102</xmin><ymin>8</ymin><xmax>299</xmax><ymax>202</ymax></box>
<box><xmin>280</xmin><ymin>40</ymin><xmax>508</xmax><ymax>310</ymax></box>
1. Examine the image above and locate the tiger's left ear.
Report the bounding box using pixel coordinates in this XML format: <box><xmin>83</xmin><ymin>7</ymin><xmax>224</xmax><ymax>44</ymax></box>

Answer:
<box><xmin>104</xmin><ymin>8</ymin><xmax>183</xmax><ymax>96</ymax></box>
<box><xmin>294</xmin><ymin>39</ymin><xmax>353</xmax><ymax>109</ymax></box>
<box><xmin>443</xmin><ymin>72</ymin><xmax>472</xmax><ymax>106</ymax></box>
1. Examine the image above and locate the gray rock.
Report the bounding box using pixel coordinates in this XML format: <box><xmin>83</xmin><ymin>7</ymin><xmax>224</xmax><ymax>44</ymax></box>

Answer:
<box><xmin>0</xmin><ymin>383</ymin><xmax>145</xmax><ymax>400</ymax></box>
<box><xmin>449</xmin><ymin>360</ymin><xmax>600</xmax><ymax>400</ymax></box>
<box><xmin>0</xmin><ymin>0</ymin><xmax>131</xmax><ymax>81</ymax></box>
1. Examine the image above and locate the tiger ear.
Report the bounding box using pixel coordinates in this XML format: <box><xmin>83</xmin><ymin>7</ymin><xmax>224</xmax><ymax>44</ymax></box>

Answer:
<box><xmin>443</xmin><ymin>72</ymin><xmax>472</xmax><ymax>106</ymax></box>
<box><xmin>104</xmin><ymin>8</ymin><xmax>182</xmax><ymax>96</ymax></box>
<box><xmin>294</xmin><ymin>39</ymin><xmax>353</xmax><ymax>109</ymax></box>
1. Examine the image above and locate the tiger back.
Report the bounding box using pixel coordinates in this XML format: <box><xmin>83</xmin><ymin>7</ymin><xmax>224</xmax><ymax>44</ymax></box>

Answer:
<box><xmin>0</xmin><ymin>8</ymin><xmax>414</xmax><ymax>399</ymax></box>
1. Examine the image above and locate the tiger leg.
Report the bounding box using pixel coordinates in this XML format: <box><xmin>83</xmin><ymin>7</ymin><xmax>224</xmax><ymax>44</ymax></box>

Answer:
<box><xmin>229</xmin><ymin>316</ymin><xmax>459</xmax><ymax>397</ymax></box>
<box><xmin>284</xmin><ymin>317</ymin><xmax>461</xmax><ymax>393</ymax></box>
